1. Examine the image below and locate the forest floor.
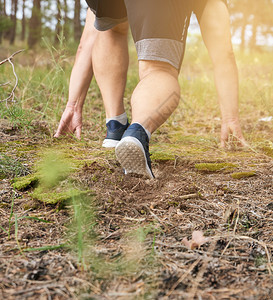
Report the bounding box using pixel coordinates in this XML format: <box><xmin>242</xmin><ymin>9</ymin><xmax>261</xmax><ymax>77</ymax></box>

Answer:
<box><xmin>0</xmin><ymin>46</ymin><xmax>273</xmax><ymax>299</ymax></box>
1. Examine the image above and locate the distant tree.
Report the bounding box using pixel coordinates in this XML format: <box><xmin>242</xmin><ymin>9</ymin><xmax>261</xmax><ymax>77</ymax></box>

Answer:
<box><xmin>21</xmin><ymin>0</ymin><xmax>26</xmax><ymax>41</ymax></box>
<box><xmin>55</xmin><ymin>0</ymin><xmax>61</xmax><ymax>44</ymax></box>
<box><xmin>9</xmin><ymin>0</ymin><xmax>18</xmax><ymax>45</ymax></box>
<box><xmin>257</xmin><ymin>0</ymin><xmax>273</xmax><ymax>45</ymax></box>
<box><xmin>28</xmin><ymin>0</ymin><xmax>42</xmax><ymax>48</ymax></box>
<box><xmin>229</xmin><ymin>0</ymin><xmax>273</xmax><ymax>50</ymax></box>
<box><xmin>74</xmin><ymin>0</ymin><xmax>81</xmax><ymax>41</ymax></box>
<box><xmin>0</xmin><ymin>0</ymin><xmax>12</xmax><ymax>44</ymax></box>
<box><xmin>0</xmin><ymin>0</ymin><xmax>3</xmax><ymax>43</ymax></box>
<box><xmin>63</xmin><ymin>0</ymin><xmax>69</xmax><ymax>40</ymax></box>
<box><xmin>1</xmin><ymin>0</ymin><xmax>6</xmax><ymax>15</ymax></box>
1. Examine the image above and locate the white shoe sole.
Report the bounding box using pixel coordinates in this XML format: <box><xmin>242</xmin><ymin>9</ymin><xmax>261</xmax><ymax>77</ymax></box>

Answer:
<box><xmin>115</xmin><ymin>137</ymin><xmax>154</xmax><ymax>179</ymax></box>
<box><xmin>102</xmin><ymin>139</ymin><xmax>120</xmax><ymax>148</ymax></box>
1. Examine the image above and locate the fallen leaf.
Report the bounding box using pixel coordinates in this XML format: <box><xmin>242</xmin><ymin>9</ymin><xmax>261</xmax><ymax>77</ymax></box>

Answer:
<box><xmin>182</xmin><ymin>231</ymin><xmax>209</xmax><ymax>250</ymax></box>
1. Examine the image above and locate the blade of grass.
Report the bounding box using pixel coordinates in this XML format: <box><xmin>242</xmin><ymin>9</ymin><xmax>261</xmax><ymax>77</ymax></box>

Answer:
<box><xmin>23</xmin><ymin>244</ymin><xmax>67</xmax><ymax>252</ymax></box>
<box><xmin>8</xmin><ymin>191</ymin><xmax>15</xmax><ymax>239</ymax></box>
<box><xmin>9</xmin><ymin>216</ymin><xmax>51</xmax><ymax>227</ymax></box>
<box><xmin>0</xmin><ymin>225</ymin><xmax>8</xmax><ymax>234</ymax></box>
<box><xmin>14</xmin><ymin>213</ymin><xmax>24</xmax><ymax>255</ymax></box>
<box><xmin>16</xmin><ymin>216</ymin><xmax>51</xmax><ymax>223</ymax></box>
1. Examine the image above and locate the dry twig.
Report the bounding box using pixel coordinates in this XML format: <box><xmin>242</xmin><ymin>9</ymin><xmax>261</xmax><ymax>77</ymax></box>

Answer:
<box><xmin>0</xmin><ymin>49</ymin><xmax>24</xmax><ymax>107</ymax></box>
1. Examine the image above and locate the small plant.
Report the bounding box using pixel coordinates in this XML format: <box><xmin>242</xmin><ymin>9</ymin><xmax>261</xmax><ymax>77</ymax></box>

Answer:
<box><xmin>0</xmin><ymin>153</ymin><xmax>30</xmax><ymax>179</ymax></box>
<box><xmin>0</xmin><ymin>102</ymin><xmax>34</xmax><ymax>131</ymax></box>
<box><xmin>66</xmin><ymin>193</ymin><xmax>97</xmax><ymax>268</ymax></box>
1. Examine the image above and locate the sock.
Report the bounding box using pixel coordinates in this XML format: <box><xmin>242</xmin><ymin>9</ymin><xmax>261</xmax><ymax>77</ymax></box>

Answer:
<box><xmin>106</xmin><ymin>112</ymin><xmax>127</xmax><ymax>125</ymax></box>
<box><xmin>134</xmin><ymin>122</ymin><xmax>152</xmax><ymax>141</ymax></box>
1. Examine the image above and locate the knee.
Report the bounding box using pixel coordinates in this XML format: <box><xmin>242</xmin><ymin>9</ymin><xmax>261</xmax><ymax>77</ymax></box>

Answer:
<box><xmin>77</xmin><ymin>31</ymin><xmax>97</xmax><ymax>55</ymax></box>
<box><xmin>139</xmin><ymin>60</ymin><xmax>178</xmax><ymax>81</ymax></box>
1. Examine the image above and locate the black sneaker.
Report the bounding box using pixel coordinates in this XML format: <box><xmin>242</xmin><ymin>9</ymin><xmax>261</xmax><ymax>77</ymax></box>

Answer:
<box><xmin>102</xmin><ymin>120</ymin><xmax>129</xmax><ymax>148</ymax></box>
<box><xmin>115</xmin><ymin>123</ymin><xmax>155</xmax><ymax>179</ymax></box>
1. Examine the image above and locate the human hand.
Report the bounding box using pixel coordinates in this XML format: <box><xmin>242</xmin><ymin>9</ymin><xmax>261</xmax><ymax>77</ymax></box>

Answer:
<box><xmin>220</xmin><ymin>118</ymin><xmax>248</xmax><ymax>149</ymax></box>
<box><xmin>54</xmin><ymin>105</ymin><xmax>82</xmax><ymax>139</ymax></box>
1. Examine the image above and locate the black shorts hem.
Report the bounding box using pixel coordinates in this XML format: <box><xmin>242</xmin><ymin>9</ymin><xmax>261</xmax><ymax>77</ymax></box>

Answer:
<box><xmin>94</xmin><ymin>16</ymin><xmax>128</xmax><ymax>31</ymax></box>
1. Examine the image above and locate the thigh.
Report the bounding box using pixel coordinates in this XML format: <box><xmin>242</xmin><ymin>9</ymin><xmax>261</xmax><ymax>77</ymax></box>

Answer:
<box><xmin>85</xmin><ymin>0</ymin><xmax>127</xmax><ymax>31</ymax></box>
<box><xmin>197</xmin><ymin>0</ymin><xmax>233</xmax><ymax>60</ymax></box>
<box><xmin>124</xmin><ymin>0</ymin><xmax>191</xmax><ymax>70</ymax></box>
<box><xmin>193</xmin><ymin>0</ymin><xmax>228</xmax><ymax>22</ymax></box>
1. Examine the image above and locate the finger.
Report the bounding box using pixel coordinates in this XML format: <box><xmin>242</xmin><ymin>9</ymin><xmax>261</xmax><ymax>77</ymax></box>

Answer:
<box><xmin>55</xmin><ymin>118</ymin><xmax>74</xmax><ymax>137</ymax></box>
<box><xmin>229</xmin><ymin>128</ymin><xmax>248</xmax><ymax>148</ymax></box>
<box><xmin>220</xmin><ymin>139</ymin><xmax>226</xmax><ymax>148</ymax></box>
<box><xmin>75</xmin><ymin>126</ymin><xmax>82</xmax><ymax>139</ymax></box>
<box><xmin>54</xmin><ymin>125</ymin><xmax>63</xmax><ymax>138</ymax></box>
<box><xmin>237</xmin><ymin>136</ymin><xmax>249</xmax><ymax>148</ymax></box>
<box><xmin>220</xmin><ymin>128</ymin><xmax>230</xmax><ymax>148</ymax></box>
<box><xmin>54</xmin><ymin>124</ymin><xmax>67</xmax><ymax>138</ymax></box>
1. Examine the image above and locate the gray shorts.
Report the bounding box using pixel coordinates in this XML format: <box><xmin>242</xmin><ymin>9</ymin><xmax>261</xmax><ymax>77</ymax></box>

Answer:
<box><xmin>86</xmin><ymin>0</ymin><xmax>192</xmax><ymax>70</ymax></box>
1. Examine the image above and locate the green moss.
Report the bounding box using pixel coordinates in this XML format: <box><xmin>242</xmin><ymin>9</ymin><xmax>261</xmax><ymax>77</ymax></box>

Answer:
<box><xmin>195</xmin><ymin>163</ymin><xmax>237</xmax><ymax>172</ymax></box>
<box><xmin>262</xmin><ymin>146</ymin><xmax>273</xmax><ymax>158</ymax></box>
<box><xmin>92</xmin><ymin>175</ymin><xmax>98</xmax><ymax>182</ymax></box>
<box><xmin>231</xmin><ymin>171</ymin><xmax>256</xmax><ymax>179</ymax></box>
<box><xmin>23</xmin><ymin>201</ymin><xmax>39</xmax><ymax>210</ymax></box>
<box><xmin>31</xmin><ymin>186</ymin><xmax>92</xmax><ymax>204</ymax></box>
<box><xmin>12</xmin><ymin>174</ymin><xmax>39</xmax><ymax>191</ymax></box>
<box><xmin>151</xmin><ymin>151</ymin><xmax>175</xmax><ymax>161</ymax></box>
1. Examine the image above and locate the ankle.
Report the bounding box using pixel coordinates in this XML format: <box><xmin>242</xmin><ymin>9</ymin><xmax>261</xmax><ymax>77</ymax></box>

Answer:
<box><xmin>106</xmin><ymin>112</ymin><xmax>128</xmax><ymax>125</ymax></box>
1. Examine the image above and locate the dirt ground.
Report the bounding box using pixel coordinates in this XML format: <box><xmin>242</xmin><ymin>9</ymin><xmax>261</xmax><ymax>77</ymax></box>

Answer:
<box><xmin>0</xmin><ymin>118</ymin><xmax>273</xmax><ymax>300</ymax></box>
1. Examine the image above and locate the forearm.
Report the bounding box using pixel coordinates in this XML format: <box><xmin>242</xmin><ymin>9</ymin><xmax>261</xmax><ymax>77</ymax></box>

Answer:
<box><xmin>66</xmin><ymin>8</ymin><xmax>98</xmax><ymax>111</ymax></box>
<box><xmin>214</xmin><ymin>57</ymin><xmax>240</xmax><ymax>122</ymax></box>
<box><xmin>67</xmin><ymin>48</ymin><xmax>93</xmax><ymax>111</ymax></box>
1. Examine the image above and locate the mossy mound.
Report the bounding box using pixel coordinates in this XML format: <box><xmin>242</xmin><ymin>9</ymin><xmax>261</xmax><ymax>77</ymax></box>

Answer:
<box><xmin>31</xmin><ymin>186</ymin><xmax>92</xmax><ymax>205</ymax></box>
<box><xmin>231</xmin><ymin>171</ymin><xmax>256</xmax><ymax>179</ymax></box>
<box><xmin>195</xmin><ymin>163</ymin><xmax>237</xmax><ymax>172</ymax></box>
<box><xmin>262</xmin><ymin>145</ymin><xmax>273</xmax><ymax>158</ymax></box>
<box><xmin>151</xmin><ymin>151</ymin><xmax>175</xmax><ymax>161</ymax></box>
<box><xmin>12</xmin><ymin>174</ymin><xmax>39</xmax><ymax>191</ymax></box>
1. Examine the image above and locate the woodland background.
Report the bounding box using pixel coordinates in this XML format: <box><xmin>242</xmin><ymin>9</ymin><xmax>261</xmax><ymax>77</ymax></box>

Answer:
<box><xmin>0</xmin><ymin>0</ymin><xmax>273</xmax><ymax>49</ymax></box>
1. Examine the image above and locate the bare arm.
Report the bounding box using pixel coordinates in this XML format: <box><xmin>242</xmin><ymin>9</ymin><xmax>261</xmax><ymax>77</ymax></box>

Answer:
<box><xmin>198</xmin><ymin>0</ymin><xmax>247</xmax><ymax>148</ymax></box>
<box><xmin>54</xmin><ymin>9</ymin><xmax>97</xmax><ymax>139</ymax></box>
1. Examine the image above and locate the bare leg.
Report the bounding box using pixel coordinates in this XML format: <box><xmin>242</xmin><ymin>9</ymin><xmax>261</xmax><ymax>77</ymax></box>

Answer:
<box><xmin>198</xmin><ymin>0</ymin><xmax>247</xmax><ymax>147</ymax></box>
<box><xmin>115</xmin><ymin>60</ymin><xmax>180</xmax><ymax>179</ymax></box>
<box><xmin>92</xmin><ymin>22</ymin><xmax>129</xmax><ymax>118</ymax></box>
<box><xmin>132</xmin><ymin>60</ymin><xmax>180</xmax><ymax>133</ymax></box>
<box><xmin>55</xmin><ymin>9</ymin><xmax>97</xmax><ymax>138</ymax></box>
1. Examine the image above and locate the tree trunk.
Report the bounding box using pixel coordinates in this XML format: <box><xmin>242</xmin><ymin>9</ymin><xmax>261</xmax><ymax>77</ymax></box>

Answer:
<box><xmin>21</xmin><ymin>0</ymin><xmax>26</xmax><ymax>41</ymax></box>
<box><xmin>3</xmin><ymin>0</ymin><xmax>6</xmax><ymax>15</ymax></box>
<box><xmin>240</xmin><ymin>9</ymin><xmax>249</xmax><ymax>52</ymax></box>
<box><xmin>63</xmin><ymin>0</ymin><xmax>69</xmax><ymax>40</ymax></box>
<box><xmin>74</xmin><ymin>0</ymin><xmax>81</xmax><ymax>42</ymax></box>
<box><xmin>0</xmin><ymin>0</ymin><xmax>3</xmax><ymax>44</ymax></box>
<box><xmin>9</xmin><ymin>0</ymin><xmax>18</xmax><ymax>45</ymax></box>
<box><xmin>3</xmin><ymin>0</ymin><xmax>10</xmax><ymax>40</ymax></box>
<box><xmin>240</xmin><ymin>23</ymin><xmax>246</xmax><ymax>51</ymax></box>
<box><xmin>28</xmin><ymin>0</ymin><xmax>42</xmax><ymax>48</ymax></box>
<box><xmin>55</xmin><ymin>0</ymin><xmax>61</xmax><ymax>44</ymax></box>
<box><xmin>250</xmin><ymin>17</ymin><xmax>258</xmax><ymax>50</ymax></box>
